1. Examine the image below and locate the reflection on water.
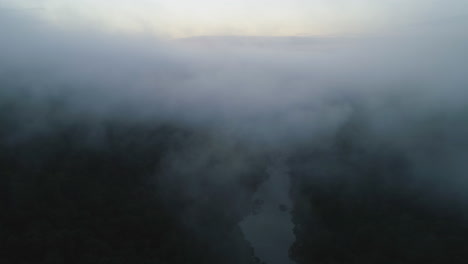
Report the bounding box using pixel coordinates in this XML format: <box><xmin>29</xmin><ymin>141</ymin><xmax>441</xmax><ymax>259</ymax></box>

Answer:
<box><xmin>240</xmin><ymin>159</ymin><xmax>296</xmax><ymax>264</ymax></box>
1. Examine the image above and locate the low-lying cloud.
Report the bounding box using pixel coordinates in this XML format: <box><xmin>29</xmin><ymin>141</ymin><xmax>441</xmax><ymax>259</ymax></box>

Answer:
<box><xmin>1</xmin><ymin>10</ymin><xmax>468</xmax><ymax>264</ymax></box>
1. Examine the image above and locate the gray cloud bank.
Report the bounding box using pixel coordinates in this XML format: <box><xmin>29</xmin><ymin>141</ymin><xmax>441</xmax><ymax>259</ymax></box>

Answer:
<box><xmin>1</xmin><ymin>11</ymin><xmax>468</xmax><ymax>264</ymax></box>
<box><xmin>3</xmin><ymin>11</ymin><xmax>467</xmax><ymax>143</ymax></box>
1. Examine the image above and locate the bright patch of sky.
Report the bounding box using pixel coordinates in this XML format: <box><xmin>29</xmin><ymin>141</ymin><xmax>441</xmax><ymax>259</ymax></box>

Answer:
<box><xmin>1</xmin><ymin>0</ymin><xmax>466</xmax><ymax>37</ymax></box>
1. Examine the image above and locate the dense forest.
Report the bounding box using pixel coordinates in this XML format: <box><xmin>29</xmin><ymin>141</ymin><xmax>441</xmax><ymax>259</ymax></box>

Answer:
<box><xmin>1</xmin><ymin>76</ymin><xmax>468</xmax><ymax>263</ymax></box>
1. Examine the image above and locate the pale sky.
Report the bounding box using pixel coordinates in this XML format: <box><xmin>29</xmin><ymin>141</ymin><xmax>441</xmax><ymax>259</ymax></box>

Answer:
<box><xmin>1</xmin><ymin>0</ymin><xmax>467</xmax><ymax>37</ymax></box>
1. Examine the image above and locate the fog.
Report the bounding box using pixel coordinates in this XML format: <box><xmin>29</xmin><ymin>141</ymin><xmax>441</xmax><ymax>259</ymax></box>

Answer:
<box><xmin>1</xmin><ymin>10</ymin><xmax>468</xmax><ymax>264</ymax></box>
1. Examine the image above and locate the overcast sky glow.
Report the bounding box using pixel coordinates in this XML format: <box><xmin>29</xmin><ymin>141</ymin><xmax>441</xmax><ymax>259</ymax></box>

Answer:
<box><xmin>1</xmin><ymin>0</ymin><xmax>467</xmax><ymax>37</ymax></box>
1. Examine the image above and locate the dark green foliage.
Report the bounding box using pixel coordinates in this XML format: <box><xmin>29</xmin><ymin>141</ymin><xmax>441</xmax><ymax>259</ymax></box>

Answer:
<box><xmin>0</xmin><ymin>88</ymin><xmax>266</xmax><ymax>263</ymax></box>
<box><xmin>3</xmin><ymin>78</ymin><xmax>468</xmax><ymax>264</ymax></box>
<box><xmin>288</xmin><ymin>110</ymin><xmax>468</xmax><ymax>264</ymax></box>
